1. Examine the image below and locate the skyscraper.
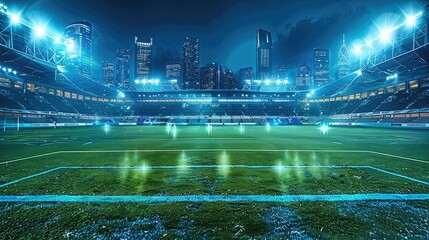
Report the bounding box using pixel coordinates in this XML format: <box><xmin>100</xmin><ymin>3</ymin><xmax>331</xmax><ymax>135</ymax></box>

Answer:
<box><xmin>64</xmin><ymin>21</ymin><xmax>92</xmax><ymax>77</ymax></box>
<box><xmin>313</xmin><ymin>48</ymin><xmax>330</xmax><ymax>86</ymax></box>
<box><xmin>183</xmin><ymin>37</ymin><xmax>199</xmax><ymax>89</ymax></box>
<box><xmin>200</xmin><ymin>62</ymin><xmax>221</xmax><ymax>90</ymax></box>
<box><xmin>101</xmin><ymin>61</ymin><xmax>115</xmax><ymax>86</ymax></box>
<box><xmin>256</xmin><ymin>29</ymin><xmax>273</xmax><ymax>80</ymax></box>
<box><xmin>338</xmin><ymin>34</ymin><xmax>350</xmax><ymax>79</ymax></box>
<box><xmin>166</xmin><ymin>62</ymin><xmax>182</xmax><ymax>81</ymax></box>
<box><xmin>296</xmin><ymin>64</ymin><xmax>312</xmax><ymax>89</ymax></box>
<box><xmin>222</xmin><ymin>70</ymin><xmax>237</xmax><ymax>89</ymax></box>
<box><xmin>275</xmin><ymin>66</ymin><xmax>287</xmax><ymax>80</ymax></box>
<box><xmin>134</xmin><ymin>37</ymin><xmax>153</xmax><ymax>80</ymax></box>
<box><xmin>239</xmin><ymin>67</ymin><xmax>254</xmax><ymax>84</ymax></box>
<box><xmin>115</xmin><ymin>49</ymin><xmax>131</xmax><ymax>89</ymax></box>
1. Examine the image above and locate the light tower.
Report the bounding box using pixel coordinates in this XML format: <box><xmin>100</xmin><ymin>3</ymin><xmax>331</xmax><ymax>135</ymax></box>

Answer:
<box><xmin>337</xmin><ymin>34</ymin><xmax>350</xmax><ymax>79</ymax></box>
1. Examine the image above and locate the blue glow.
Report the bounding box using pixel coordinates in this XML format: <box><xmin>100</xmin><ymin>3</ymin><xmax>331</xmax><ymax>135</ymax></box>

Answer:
<box><xmin>10</xmin><ymin>13</ymin><xmax>20</xmax><ymax>25</ymax></box>
<box><xmin>34</xmin><ymin>25</ymin><xmax>46</xmax><ymax>38</ymax></box>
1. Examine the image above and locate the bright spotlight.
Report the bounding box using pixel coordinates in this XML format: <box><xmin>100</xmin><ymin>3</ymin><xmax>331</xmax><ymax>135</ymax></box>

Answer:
<box><xmin>7</xmin><ymin>68</ymin><xmax>12</xmax><ymax>73</ymax></box>
<box><xmin>10</xmin><ymin>13</ymin><xmax>20</xmax><ymax>25</ymax></box>
<box><xmin>65</xmin><ymin>40</ymin><xmax>75</xmax><ymax>52</ymax></box>
<box><xmin>311</xmin><ymin>90</ymin><xmax>315</xmax><ymax>94</ymax></box>
<box><xmin>365</xmin><ymin>40</ymin><xmax>372</xmax><ymax>47</ymax></box>
<box><xmin>276</xmin><ymin>80</ymin><xmax>281</xmax><ymax>85</ymax></box>
<box><xmin>284</xmin><ymin>79</ymin><xmax>289</xmax><ymax>84</ymax></box>
<box><xmin>54</xmin><ymin>36</ymin><xmax>61</xmax><ymax>44</ymax></box>
<box><xmin>134</xmin><ymin>79</ymin><xmax>140</xmax><ymax>84</ymax></box>
<box><xmin>353</xmin><ymin>45</ymin><xmax>362</xmax><ymax>55</ymax></box>
<box><xmin>306</xmin><ymin>93</ymin><xmax>311</xmax><ymax>98</ymax></box>
<box><xmin>320</xmin><ymin>124</ymin><xmax>329</xmax><ymax>135</ymax></box>
<box><xmin>379</xmin><ymin>28</ymin><xmax>393</xmax><ymax>43</ymax></box>
<box><xmin>264</xmin><ymin>79</ymin><xmax>270</xmax><ymax>85</ymax></box>
<box><xmin>118</xmin><ymin>91</ymin><xmax>125</xmax><ymax>98</ymax></box>
<box><xmin>34</xmin><ymin>25</ymin><xmax>46</xmax><ymax>38</ymax></box>
<box><xmin>357</xmin><ymin>70</ymin><xmax>362</xmax><ymax>76</ymax></box>
<box><xmin>12</xmin><ymin>70</ymin><xmax>17</xmax><ymax>75</ymax></box>
<box><xmin>406</xmin><ymin>15</ymin><xmax>417</xmax><ymax>27</ymax></box>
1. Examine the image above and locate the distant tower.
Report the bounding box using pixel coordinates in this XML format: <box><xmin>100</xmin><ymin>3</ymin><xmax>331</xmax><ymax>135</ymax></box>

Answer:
<box><xmin>183</xmin><ymin>37</ymin><xmax>200</xmax><ymax>89</ymax></box>
<box><xmin>313</xmin><ymin>48</ymin><xmax>329</xmax><ymax>86</ymax></box>
<box><xmin>64</xmin><ymin>21</ymin><xmax>92</xmax><ymax>77</ymax></box>
<box><xmin>200</xmin><ymin>62</ymin><xmax>221</xmax><ymax>90</ymax></box>
<box><xmin>338</xmin><ymin>34</ymin><xmax>350</xmax><ymax>79</ymax></box>
<box><xmin>134</xmin><ymin>36</ymin><xmax>153</xmax><ymax>81</ymax></box>
<box><xmin>256</xmin><ymin>29</ymin><xmax>273</xmax><ymax>80</ymax></box>
<box><xmin>115</xmin><ymin>49</ymin><xmax>131</xmax><ymax>89</ymax></box>
<box><xmin>101</xmin><ymin>61</ymin><xmax>115</xmax><ymax>86</ymax></box>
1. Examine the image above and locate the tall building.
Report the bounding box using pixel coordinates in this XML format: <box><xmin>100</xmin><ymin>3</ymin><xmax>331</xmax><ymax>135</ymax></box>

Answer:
<box><xmin>222</xmin><ymin>70</ymin><xmax>237</xmax><ymax>89</ymax></box>
<box><xmin>337</xmin><ymin>34</ymin><xmax>350</xmax><ymax>79</ymax></box>
<box><xmin>296</xmin><ymin>64</ymin><xmax>312</xmax><ymax>88</ymax></box>
<box><xmin>239</xmin><ymin>67</ymin><xmax>254</xmax><ymax>84</ymax></box>
<box><xmin>275</xmin><ymin>66</ymin><xmax>287</xmax><ymax>80</ymax></box>
<box><xmin>64</xmin><ymin>21</ymin><xmax>92</xmax><ymax>77</ymax></box>
<box><xmin>313</xmin><ymin>48</ymin><xmax>330</xmax><ymax>86</ymax></box>
<box><xmin>101</xmin><ymin>61</ymin><xmax>115</xmax><ymax>86</ymax></box>
<box><xmin>183</xmin><ymin>37</ymin><xmax>199</xmax><ymax>89</ymax></box>
<box><xmin>134</xmin><ymin>37</ymin><xmax>153</xmax><ymax>80</ymax></box>
<box><xmin>166</xmin><ymin>62</ymin><xmax>182</xmax><ymax>81</ymax></box>
<box><xmin>200</xmin><ymin>62</ymin><xmax>221</xmax><ymax>90</ymax></box>
<box><xmin>115</xmin><ymin>49</ymin><xmax>131</xmax><ymax>89</ymax></box>
<box><xmin>256</xmin><ymin>29</ymin><xmax>273</xmax><ymax>80</ymax></box>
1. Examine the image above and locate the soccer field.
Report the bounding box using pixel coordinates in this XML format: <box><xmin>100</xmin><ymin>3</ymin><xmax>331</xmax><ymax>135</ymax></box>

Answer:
<box><xmin>0</xmin><ymin>125</ymin><xmax>428</xmax><ymax>239</ymax></box>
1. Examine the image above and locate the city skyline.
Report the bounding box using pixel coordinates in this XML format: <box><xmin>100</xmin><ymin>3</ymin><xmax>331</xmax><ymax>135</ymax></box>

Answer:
<box><xmin>8</xmin><ymin>0</ymin><xmax>424</xmax><ymax>77</ymax></box>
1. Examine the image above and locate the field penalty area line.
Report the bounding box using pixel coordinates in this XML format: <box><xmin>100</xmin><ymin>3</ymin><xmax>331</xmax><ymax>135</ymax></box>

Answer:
<box><xmin>1</xmin><ymin>149</ymin><xmax>427</xmax><ymax>165</ymax></box>
<box><xmin>0</xmin><ymin>193</ymin><xmax>428</xmax><ymax>203</ymax></box>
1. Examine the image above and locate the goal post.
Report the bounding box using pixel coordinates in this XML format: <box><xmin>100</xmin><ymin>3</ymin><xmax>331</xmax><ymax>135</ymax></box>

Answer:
<box><xmin>2</xmin><ymin>117</ymin><xmax>20</xmax><ymax>131</ymax></box>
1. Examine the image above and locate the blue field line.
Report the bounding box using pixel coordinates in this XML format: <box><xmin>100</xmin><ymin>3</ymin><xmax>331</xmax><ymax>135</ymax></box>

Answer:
<box><xmin>0</xmin><ymin>193</ymin><xmax>428</xmax><ymax>203</ymax></box>
<box><xmin>0</xmin><ymin>167</ymin><xmax>63</xmax><ymax>188</ymax></box>
<box><xmin>367</xmin><ymin>166</ymin><xmax>429</xmax><ymax>186</ymax></box>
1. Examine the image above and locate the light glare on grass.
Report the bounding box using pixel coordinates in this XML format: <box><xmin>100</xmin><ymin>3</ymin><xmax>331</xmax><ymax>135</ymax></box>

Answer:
<box><xmin>321</xmin><ymin>124</ymin><xmax>329</xmax><ymax>136</ymax></box>
<box><xmin>218</xmin><ymin>150</ymin><xmax>230</xmax><ymax>177</ymax></box>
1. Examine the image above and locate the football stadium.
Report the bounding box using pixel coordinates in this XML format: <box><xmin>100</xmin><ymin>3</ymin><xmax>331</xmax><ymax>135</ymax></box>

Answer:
<box><xmin>0</xmin><ymin>1</ymin><xmax>429</xmax><ymax>239</ymax></box>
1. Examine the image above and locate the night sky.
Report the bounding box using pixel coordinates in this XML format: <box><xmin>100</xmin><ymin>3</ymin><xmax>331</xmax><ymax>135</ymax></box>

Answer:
<box><xmin>7</xmin><ymin>0</ymin><xmax>426</xmax><ymax>79</ymax></box>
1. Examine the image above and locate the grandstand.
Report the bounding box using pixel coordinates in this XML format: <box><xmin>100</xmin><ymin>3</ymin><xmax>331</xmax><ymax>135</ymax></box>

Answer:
<box><xmin>1</xmin><ymin>2</ymin><xmax>429</xmax><ymax>239</ymax></box>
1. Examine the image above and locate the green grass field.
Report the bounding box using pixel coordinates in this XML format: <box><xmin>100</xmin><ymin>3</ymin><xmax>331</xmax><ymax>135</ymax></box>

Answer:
<box><xmin>0</xmin><ymin>125</ymin><xmax>428</xmax><ymax>239</ymax></box>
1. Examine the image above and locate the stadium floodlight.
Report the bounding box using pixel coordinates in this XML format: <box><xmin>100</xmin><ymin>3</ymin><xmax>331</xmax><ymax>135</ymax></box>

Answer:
<box><xmin>2</xmin><ymin>67</ymin><xmax>6</xmax><ymax>72</ymax></box>
<box><xmin>10</xmin><ymin>13</ymin><xmax>20</xmax><ymax>25</ymax></box>
<box><xmin>54</xmin><ymin>36</ymin><xmax>61</xmax><ymax>44</ymax></box>
<box><xmin>34</xmin><ymin>25</ymin><xmax>46</xmax><ymax>38</ymax></box>
<box><xmin>276</xmin><ymin>80</ymin><xmax>281</xmax><ymax>85</ymax></box>
<box><xmin>311</xmin><ymin>90</ymin><xmax>315</xmax><ymax>94</ymax></box>
<box><xmin>365</xmin><ymin>39</ymin><xmax>373</xmax><ymax>47</ymax></box>
<box><xmin>7</xmin><ymin>68</ymin><xmax>12</xmax><ymax>73</ymax></box>
<box><xmin>118</xmin><ymin>91</ymin><xmax>125</xmax><ymax>98</ymax></box>
<box><xmin>379</xmin><ymin>28</ymin><xmax>393</xmax><ymax>43</ymax></box>
<box><xmin>306</xmin><ymin>93</ymin><xmax>311</xmax><ymax>98</ymax></box>
<box><xmin>142</xmin><ymin>80</ymin><xmax>147</xmax><ymax>85</ymax></box>
<box><xmin>406</xmin><ymin>15</ymin><xmax>417</xmax><ymax>27</ymax></box>
<box><xmin>284</xmin><ymin>79</ymin><xmax>289</xmax><ymax>84</ymax></box>
<box><xmin>12</xmin><ymin>70</ymin><xmax>17</xmax><ymax>75</ymax></box>
<box><xmin>154</xmin><ymin>79</ymin><xmax>160</xmax><ymax>85</ymax></box>
<box><xmin>394</xmin><ymin>73</ymin><xmax>398</xmax><ymax>78</ymax></box>
<box><xmin>264</xmin><ymin>79</ymin><xmax>270</xmax><ymax>85</ymax></box>
<box><xmin>357</xmin><ymin>70</ymin><xmax>362</xmax><ymax>76</ymax></box>
<box><xmin>353</xmin><ymin>45</ymin><xmax>362</xmax><ymax>55</ymax></box>
<box><xmin>134</xmin><ymin>79</ymin><xmax>140</xmax><ymax>84</ymax></box>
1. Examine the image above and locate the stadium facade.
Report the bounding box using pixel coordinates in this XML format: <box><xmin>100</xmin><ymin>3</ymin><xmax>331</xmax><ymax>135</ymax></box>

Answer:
<box><xmin>0</xmin><ymin>4</ymin><xmax>428</xmax><ymax>128</ymax></box>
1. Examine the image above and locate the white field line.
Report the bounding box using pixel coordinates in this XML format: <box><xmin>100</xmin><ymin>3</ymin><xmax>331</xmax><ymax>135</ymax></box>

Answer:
<box><xmin>1</xmin><ymin>149</ymin><xmax>428</xmax><ymax>165</ymax></box>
